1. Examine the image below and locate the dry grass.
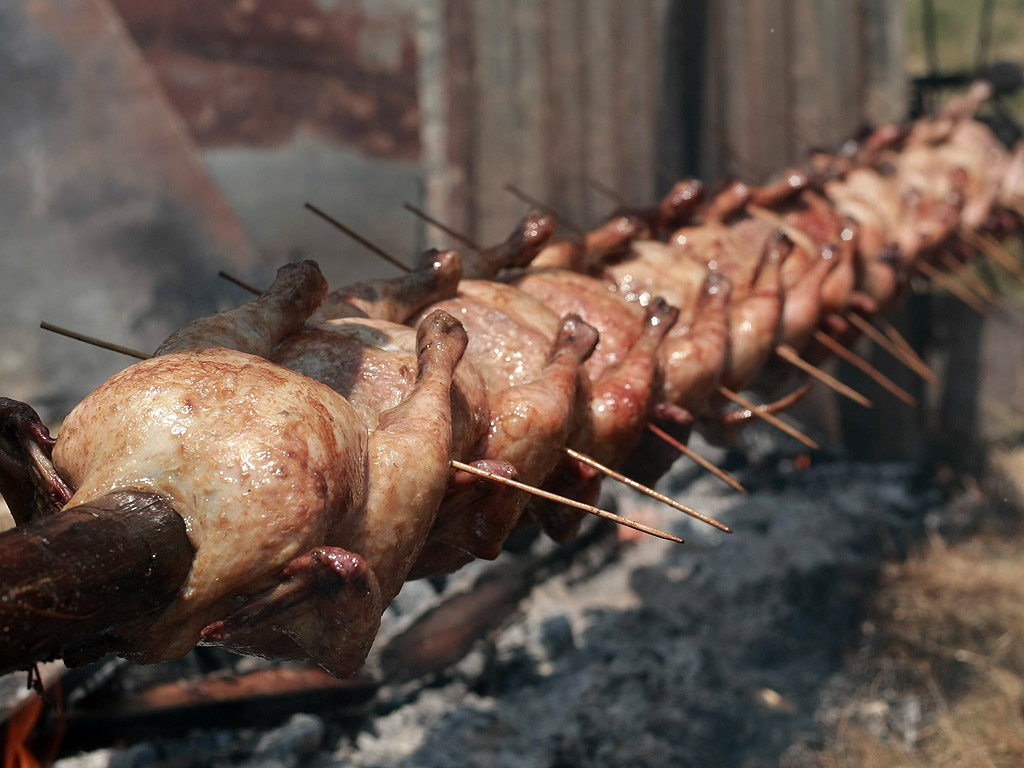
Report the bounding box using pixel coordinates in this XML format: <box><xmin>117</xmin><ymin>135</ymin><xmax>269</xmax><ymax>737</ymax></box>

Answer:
<box><xmin>904</xmin><ymin>0</ymin><xmax>1024</xmax><ymax>124</ymax></box>
<box><xmin>790</xmin><ymin>518</ymin><xmax>1024</xmax><ymax>767</ymax></box>
<box><xmin>905</xmin><ymin>0</ymin><xmax>1024</xmax><ymax>75</ymax></box>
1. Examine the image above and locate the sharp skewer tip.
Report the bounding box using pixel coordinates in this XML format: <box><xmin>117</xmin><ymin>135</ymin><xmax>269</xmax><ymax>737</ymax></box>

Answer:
<box><xmin>774</xmin><ymin>344</ymin><xmax>873</xmax><ymax>409</ymax></box>
<box><xmin>451</xmin><ymin>459</ymin><xmax>683</xmax><ymax>544</ymax></box>
<box><xmin>645</xmin><ymin>423</ymin><xmax>748</xmax><ymax>494</ymax></box>
<box><xmin>717</xmin><ymin>385</ymin><xmax>821</xmax><ymax>451</ymax></box>
<box><xmin>40</xmin><ymin>322</ymin><xmax>150</xmax><ymax>361</ymax></box>
<box><xmin>502</xmin><ymin>183</ymin><xmax>586</xmax><ymax>236</ymax></box>
<box><xmin>844</xmin><ymin>312</ymin><xmax>936</xmax><ymax>383</ymax></box>
<box><xmin>915</xmin><ymin>259</ymin><xmax>992</xmax><ymax>315</ymax></box>
<box><xmin>811</xmin><ymin>330</ymin><xmax>918</xmax><ymax>406</ymax></box>
<box><xmin>938</xmin><ymin>251</ymin><xmax>1002</xmax><ymax>307</ymax></box>
<box><xmin>881</xmin><ymin>321</ymin><xmax>936</xmax><ymax>384</ymax></box>
<box><xmin>961</xmin><ymin>228</ymin><xmax>1024</xmax><ymax>284</ymax></box>
<box><xmin>218</xmin><ymin>270</ymin><xmax>262</xmax><ymax>296</ymax></box>
<box><xmin>401</xmin><ymin>202</ymin><xmax>482</xmax><ymax>252</ymax></box>
<box><xmin>304</xmin><ymin>202</ymin><xmax>412</xmax><ymax>274</ymax></box>
<box><xmin>563</xmin><ymin>446</ymin><xmax>732</xmax><ymax>533</ymax></box>
<box><xmin>583</xmin><ymin>176</ymin><xmax>635</xmax><ymax>208</ymax></box>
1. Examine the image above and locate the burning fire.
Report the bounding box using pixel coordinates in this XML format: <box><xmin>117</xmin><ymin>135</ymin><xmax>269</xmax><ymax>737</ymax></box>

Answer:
<box><xmin>4</xmin><ymin>693</ymin><xmax>43</xmax><ymax>768</ymax></box>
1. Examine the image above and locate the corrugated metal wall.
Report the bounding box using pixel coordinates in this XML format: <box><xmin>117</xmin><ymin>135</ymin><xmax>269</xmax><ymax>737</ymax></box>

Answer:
<box><xmin>421</xmin><ymin>0</ymin><xmax>666</xmax><ymax>244</ymax></box>
<box><xmin>702</xmin><ymin>0</ymin><xmax>906</xmax><ymax>182</ymax></box>
<box><xmin>421</xmin><ymin>0</ymin><xmax>906</xmax><ymax>246</ymax></box>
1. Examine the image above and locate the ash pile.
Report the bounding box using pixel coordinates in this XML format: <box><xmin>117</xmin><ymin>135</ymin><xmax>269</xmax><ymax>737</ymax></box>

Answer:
<box><xmin>26</xmin><ymin>423</ymin><xmax>957</xmax><ymax>768</ymax></box>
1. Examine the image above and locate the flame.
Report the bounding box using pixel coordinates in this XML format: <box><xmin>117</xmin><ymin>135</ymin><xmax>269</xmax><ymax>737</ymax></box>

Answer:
<box><xmin>4</xmin><ymin>693</ymin><xmax>43</xmax><ymax>768</ymax></box>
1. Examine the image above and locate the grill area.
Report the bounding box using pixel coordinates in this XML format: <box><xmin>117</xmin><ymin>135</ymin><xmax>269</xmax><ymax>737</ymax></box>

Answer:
<box><xmin>2</xmin><ymin>1</ymin><xmax>1024</xmax><ymax>766</ymax></box>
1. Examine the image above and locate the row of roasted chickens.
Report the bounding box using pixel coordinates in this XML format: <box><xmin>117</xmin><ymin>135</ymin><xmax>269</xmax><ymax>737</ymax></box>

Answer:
<box><xmin>4</xmin><ymin>82</ymin><xmax>1023</xmax><ymax>677</ymax></box>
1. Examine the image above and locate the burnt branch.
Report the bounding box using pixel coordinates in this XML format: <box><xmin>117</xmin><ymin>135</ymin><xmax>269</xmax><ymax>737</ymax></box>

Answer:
<box><xmin>0</xmin><ymin>490</ymin><xmax>195</xmax><ymax>674</ymax></box>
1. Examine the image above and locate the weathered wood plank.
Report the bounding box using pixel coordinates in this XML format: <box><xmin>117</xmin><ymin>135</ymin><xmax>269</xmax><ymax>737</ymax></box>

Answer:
<box><xmin>861</xmin><ymin>0</ymin><xmax>908</xmax><ymax>124</ymax></box>
<box><xmin>581</xmin><ymin>0</ymin><xmax>618</xmax><ymax>215</ymax></box>
<box><xmin>472</xmin><ymin>0</ymin><xmax>521</xmax><ymax>242</ymax></box>
<box><xmin>435</xmin><ymin>0</ymin><xmax>905</xmax><ymax>249</ymax></box>
<box><xmin>513</xmin><ymin>0</ymin><xmax>549</xmax><ymax>220</ymax></box>
<box><xmin>543</xmin><ymin>0</ymin><xmax>589</xmax><ymax>226</ymax></box>
<box><xmin>441</xmin><ymin>0</ymin><xmax>477</xmax><ymax>240</ymax></box>
<box><xmin>617</xmin><ymin>0</ymin><xmax>660</xmax><ymax>206</ymax></box>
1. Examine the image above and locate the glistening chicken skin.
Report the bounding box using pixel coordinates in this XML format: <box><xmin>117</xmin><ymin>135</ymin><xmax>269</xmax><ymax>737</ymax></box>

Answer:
<box><xmin>52</xmin><ymin>348</ymin><xmax>375</xmax><ymax>671</ymax></box>
<box><xmin>52</xmin><ymin>310</ymin><xmax>469</xmax><ymax>676</ymax></box>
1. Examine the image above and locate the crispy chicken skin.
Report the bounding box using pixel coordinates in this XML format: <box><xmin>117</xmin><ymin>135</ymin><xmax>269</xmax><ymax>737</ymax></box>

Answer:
<box><xmin>53</xmin><ymin>348</ymin><xmax>377</xmax><ymax>672</ymax></box>
<box><xmin>315</xmin><ymin>249</ymin><xmax>462</xmax><ymax>324</ymax></box>
<box><xmin>271</xmin><ymin>316</ymin><xmax>488</xmax><ymax>461</ymax></box>
<box><xmin>271</xmin><ymin>315</ymin><xmax>521</xmax><ymax>574</ymax></box>
<box><xmin>421</xmin><ymin>280</ymin><xmax>564</xmax><ymax>393</ymax></box>
<box><xmin>157</xmin><ymin>261</ymin><xmax>328</xmax><ymax>358</ymax></box>
<box><xmin>411</xmin><ymin>280</ymin><xmax>602</xmax><ymax>541</ymax></box>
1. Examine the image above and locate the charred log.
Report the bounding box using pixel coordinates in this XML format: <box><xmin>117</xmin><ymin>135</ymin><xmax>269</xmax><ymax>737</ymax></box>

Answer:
<box><xmin>0</xmin><ymin>490</ymin><xmax>195</xmax><ymax>674</ymax></box>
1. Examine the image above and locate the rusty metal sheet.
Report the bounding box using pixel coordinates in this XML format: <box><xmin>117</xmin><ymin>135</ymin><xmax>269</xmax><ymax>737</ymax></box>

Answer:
<box><xmin>109</xmin><ymin>0</ymin><xmax>421</xmax><ymax>159</ymax></box>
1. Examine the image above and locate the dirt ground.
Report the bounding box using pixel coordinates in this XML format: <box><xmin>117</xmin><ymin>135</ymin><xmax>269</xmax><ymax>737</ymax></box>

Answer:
<box><xmin>39</xmin><ymin>435</ymin><xmax>1024</xmax><ymax>768</ymax></box>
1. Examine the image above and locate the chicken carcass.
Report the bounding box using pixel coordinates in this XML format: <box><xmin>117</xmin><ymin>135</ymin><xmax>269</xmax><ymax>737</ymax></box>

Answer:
<box><xmin>50</xmin><ymin>261</ymin><xmax>470</xmax><ymax>675</ymax></box>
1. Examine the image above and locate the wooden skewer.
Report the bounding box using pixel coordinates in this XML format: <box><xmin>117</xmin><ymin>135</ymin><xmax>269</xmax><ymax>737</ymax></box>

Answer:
<box><xmin>881</xmin><ymin>321</ymin><xmax>935</xmax><ymax>381</ymax></box>
<box><xmin>40</xmin><ymin>322</ymin><xmax>151</xmax><ymax>361</ymax></box>
<box><xmin>979</xmin><ymin>232</ymin><xmax>1024</xmax><ymax>282</ymax></box>
<box><xmin>402</xmin><ymin>202</ymin><xmax>483</xmax><ymax>251</ymax></box>
<box><xmin>937</xmin><ymin>251</ymin><xmax>1002</xmax><ymax>306</ymax></box>
<box><xmin>563</xmin><ymin>446</ymin><xmax>732</xmax><ymax>533</ymax></box>
<box><xmin>451</xmin><ymin>459</ymin><xmax>683</xmax><ymax>543</ymax></box>
<box><xmin>922</xmin><ymin>256</ymin><xmax>995</xmax><ymax>311</ymax></box>
<box><xmin>646</xmin><ymin>423</ymin><xmax>748</xmax><ymax>494</ymax></box>
<box><xmin>915</xmin><ymin>259</ymin><xmax>991</xmax><ymax>315</ymax></box>
<box><xmin>811</xmin><ymin>330</ymin><xmax>917</xmax><ymax>406</ymax></box>
<box><xmin>844</xmin><ymin>312</ymin><xmax>937</xmax><ymax>383</ymax></box>
<box><xmin>774</xmin><ymin>344</ymin><xmax>873</xmax><ymax>408</ymax></box>
<box><xmin>583</xmin><ymin>176</ymin><xmax>634</xmax><ymax>208</ymax></box>
<box><xmin>717</xmin><ymin>386</ymin><xmax>821</xmax><ymax>450</ymax></box>
<box><xmin>218</xmin><ymin>270</ymin><xmax>262</xmax><ymax>296</ymax></box>
<box><xmin>502</xmin><ymin>183</ymin><xmax>586</xmax><ymax>236</ymax></box>
<box><xmin>304</xmin><ymin>202</ymin><xmax>412</xmax><ymax>274</ymax></box>
<box><xmin>960</xmin><ymin>228</ymin><xmax>1024</xmax><ymax>283</ymax></box>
